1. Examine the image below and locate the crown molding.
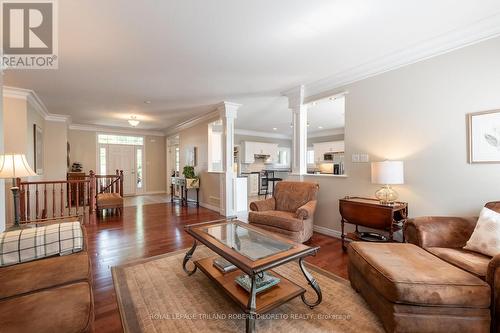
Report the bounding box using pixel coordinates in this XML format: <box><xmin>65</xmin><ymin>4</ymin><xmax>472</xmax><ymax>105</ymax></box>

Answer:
<box><xmin>164</xmin><ymin>109</ymin><xmax>220</xmax><ymax>136</ymax></box>
<box><xmin>3</xmin><ymin>86</ymin><xmax>71</xmax><ymax>123</ymax></box>
<box><xmin>235</xmin><ymin>129</ymin><xmax>291</xmax><ymax>140</ymax></box>
<box><xmin>308</xmin><ymin>128</ymin><xmax>344</xmax><ymax>138</ymax></box>
<box><xmin>69</xmin><ymin>123</ymin><xmax>165</xmax><ymax>137</ymax></box>
<box><xmin>304</xmin><ymin>13</ymin><xmax>500</xmax><ymax>97</ymax></box>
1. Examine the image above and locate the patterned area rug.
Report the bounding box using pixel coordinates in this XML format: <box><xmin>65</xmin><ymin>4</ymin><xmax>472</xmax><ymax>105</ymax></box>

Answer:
<box><xmin>112</xmin><ymin>246</ymin><xmax>383</xmax><ymax>333</ymax></box>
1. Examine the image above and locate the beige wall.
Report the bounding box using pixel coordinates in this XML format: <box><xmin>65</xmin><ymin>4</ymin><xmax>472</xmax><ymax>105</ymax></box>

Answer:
<box><xmin>291</xmin><ymin>36</ymin><xmax>500</xmax><ymax>236</ymax></box>
<box><xmin>43</xmin><ymin>121</ymin><xmax>68</xmax><ymax>180</ymax></box>
<box><xmin>68</xmin><ymin>129</ymin><xmax>166</xmax><ymax>193</ymax></box>
<box><xmin>145</xmin><ymin>136</ymin><xmax>166</xmax><ymax>192</ymax></box>
<box><xmin>3</xmin><ymin>97</ymin><xmax>27</xmax><ymax>154</ymax></box>
<box><xmin>68</xmin><ymin>130</ymin><xmax>97</xmax><ymax>173</ymax></box>
<box><xmin>177</xmin><ymin>117</ymin><xmax>222</xmax><ymax>210</ymax></box>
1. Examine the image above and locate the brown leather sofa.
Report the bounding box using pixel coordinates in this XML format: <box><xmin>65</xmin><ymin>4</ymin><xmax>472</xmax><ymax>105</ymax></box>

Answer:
<box><xmin>249</xmin><ymin>181</ymin><xmax>319</xmax><ymax>243</ymax></box>
<box><xmin>404</xmin><ymin>201</ymin><xmax>500</xmax><ymax>332</ymax></box>
<box><xmin>0</xmin><ymin>227</ymin><xmax>94</xmax><ymax>333</ymax></box>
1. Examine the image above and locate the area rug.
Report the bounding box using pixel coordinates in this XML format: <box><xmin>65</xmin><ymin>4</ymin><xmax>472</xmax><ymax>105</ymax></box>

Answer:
<box><xmin>112</xmin><ymin>246</ymin><xmax>384</xmax><ymax>333</ymax></box>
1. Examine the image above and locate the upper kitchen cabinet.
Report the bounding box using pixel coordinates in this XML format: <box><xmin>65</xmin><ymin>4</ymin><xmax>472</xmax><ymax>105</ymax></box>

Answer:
<box><xmin>241</xmin><ymin>141</ymin><xmax>279</xmax><ymax>163</ymax></box>
<box><xmin>313</xmin><ymin>141</ymin><xmax>344</xmax><ymax>163</ymax></box>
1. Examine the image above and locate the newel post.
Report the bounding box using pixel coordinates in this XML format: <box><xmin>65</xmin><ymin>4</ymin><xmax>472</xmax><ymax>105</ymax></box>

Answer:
<box><xmin>119</xmin><ymin>170</ymin><xmax>124</xmax><ymax>197</ymax></box>
<box><xmin>89</xmin><ymin>170</ymin><xmax>96</xmax><ymax>214</ymax></box>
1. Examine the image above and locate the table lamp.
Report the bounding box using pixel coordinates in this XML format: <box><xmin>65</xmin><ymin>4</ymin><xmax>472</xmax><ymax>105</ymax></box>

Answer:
<box><xmin>0</xmin><ymin>154</ymin><xmax>37</xmax><ymax>227</ymax></box>
<box><xmin>371</xmin><ymin>160</ymin><xmax>404</xmax><ymax>204</ymax></box>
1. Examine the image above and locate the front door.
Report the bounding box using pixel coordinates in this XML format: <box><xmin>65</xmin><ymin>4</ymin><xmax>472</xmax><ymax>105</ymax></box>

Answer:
<box><xmin>107</xmin><ymin>145</ymin><xmax>136</xmax><ymax>195</ymax></box>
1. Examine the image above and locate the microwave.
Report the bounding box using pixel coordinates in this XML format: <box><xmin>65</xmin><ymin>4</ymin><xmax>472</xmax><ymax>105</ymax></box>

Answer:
<box><xmin>323</xmin><ymin>153</ymin><xmax>334</xmax><ymax>161</ymax></box>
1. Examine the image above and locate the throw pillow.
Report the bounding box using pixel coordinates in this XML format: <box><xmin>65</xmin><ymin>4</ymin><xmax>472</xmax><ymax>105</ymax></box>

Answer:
<box><xmin>464</xmin><ymin>207</ymin><xmax>500</xmax><ymax>257</ymax></box>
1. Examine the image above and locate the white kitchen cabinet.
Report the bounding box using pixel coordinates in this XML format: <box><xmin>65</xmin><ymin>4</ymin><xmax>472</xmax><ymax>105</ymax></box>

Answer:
<box><xmin>313</xmin><ymin>141</ymin><xmax>345</xmax><ymax>163</ymax></box>
<box><xmin>241</xmin><ymin>141</ymin><xmax>279</xmax><ymax>164</ymax></box>
<box><xmin>233</xmin><ymin>177</ymin><xmax>248</xmax><ymax>212</ymax></box>
<box><xmin>247</xmin><ymin>173</ymin><xmax>259</xmax><ymax>196</ymax></box>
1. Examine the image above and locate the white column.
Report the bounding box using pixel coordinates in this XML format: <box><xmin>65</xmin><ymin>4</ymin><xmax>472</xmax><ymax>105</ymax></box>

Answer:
<box><xmin>217</xmin><ymin>101</ymin><xmax>241</xmax><ymax>217</ymax></box>
<box><xmin>285</xmin><ymin>85</ymin><xmax>307</xmax><ymax>175</ymax></box>
<box><xmin>0</xmin><ymin>72</ymin><xmax>4</xmax><ymax>231</ymax></box>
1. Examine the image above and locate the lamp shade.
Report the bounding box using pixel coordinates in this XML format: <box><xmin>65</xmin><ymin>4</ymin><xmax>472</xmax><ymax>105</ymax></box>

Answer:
<box><xmin>0</xmin><ymin>154</ymin><xmax>37</xmax><ymax>179</ymax></box>
<box><xmin>371</xmin><ymin>160</ymin><xmax>404</xmax><ymax>185</ymax></box>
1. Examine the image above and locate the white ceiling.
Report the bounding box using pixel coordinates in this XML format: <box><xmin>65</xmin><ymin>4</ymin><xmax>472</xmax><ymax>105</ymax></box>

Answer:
<box><xmin>4</xmin><ymin>0</ymin><xmax>500</xmax><ymax>133</ymax></box>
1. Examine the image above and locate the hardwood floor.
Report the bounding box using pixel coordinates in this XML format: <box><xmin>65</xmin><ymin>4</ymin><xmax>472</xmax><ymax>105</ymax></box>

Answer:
<box><xmin>84</xmin><ymin>202</ymin><xmax>348</xmax><ymax>333</ymax></box>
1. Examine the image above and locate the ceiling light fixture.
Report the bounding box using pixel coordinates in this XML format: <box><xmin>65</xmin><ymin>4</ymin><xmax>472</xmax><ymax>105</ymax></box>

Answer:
<box><xmin>128</xmin><ymin>115</ymin><xmax>140</xmax><ymax>127</ymax></box>
<box><xmin>144</xmin><ymin>100</ymin><xmax>151</xmax><ymax>104</ymax></box>
<box><xmin>273</xmin><ymin>127</ymin><xmax>278</xmax><ymax>131</ymax></box>
<box><xmin>318</xmin><ymin>126</ymin><xmax>323</xmax><ymax>129</ymax></box>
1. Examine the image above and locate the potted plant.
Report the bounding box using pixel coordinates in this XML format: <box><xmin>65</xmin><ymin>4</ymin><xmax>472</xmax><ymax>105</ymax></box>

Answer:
<box><xmin>182</xmin><ymin>166</ymin><xmax>200</xmax><ymax>189</ymax></box>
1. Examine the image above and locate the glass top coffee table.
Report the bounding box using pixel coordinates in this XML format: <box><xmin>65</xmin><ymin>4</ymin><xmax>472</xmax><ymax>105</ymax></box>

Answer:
<box><xmin>183</xmin><ymin>219</ymin><xmax>322</xmax><ymax>333</ymax></box>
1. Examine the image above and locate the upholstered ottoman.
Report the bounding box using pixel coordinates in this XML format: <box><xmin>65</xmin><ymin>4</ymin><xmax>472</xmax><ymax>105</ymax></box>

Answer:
<box><xmin>348</xmin><ymin>242</ymin><xmax>491</xmax><ymax>333</ymax></box>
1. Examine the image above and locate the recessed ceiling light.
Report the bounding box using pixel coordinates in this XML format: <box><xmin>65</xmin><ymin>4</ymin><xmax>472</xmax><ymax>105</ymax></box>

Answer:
<box><xmin>272</xmin><ymin>127</ymin><xmax>277</xmax><ymax>131</ymax></box>
<box><xmin>144</xmin><ymin>100</ymin><xmax>151</xmax><ymax>104</ymax></box>
<box><xmin>318</xmin><ymin>126</ymin><xmax>323</xmax><ymax>129</ymax></box>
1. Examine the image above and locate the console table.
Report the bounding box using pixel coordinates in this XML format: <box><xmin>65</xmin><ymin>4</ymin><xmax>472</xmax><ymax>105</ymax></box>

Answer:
<box><xmin>339</xmin><ymin>197</ymin><xmax>408</xmax><ymax>251</ymax></box>
<box><xmin>170</xmin><ymin>177</ymin><xmax>200</xmax><ymax>207</ymax></box>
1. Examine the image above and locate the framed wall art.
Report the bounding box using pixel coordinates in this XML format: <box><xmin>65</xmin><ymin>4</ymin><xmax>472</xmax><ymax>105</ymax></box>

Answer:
<box><xmin>468</xmin><ymin>109</ymin><xmax>500</xmax><ymax>163</ymax></box>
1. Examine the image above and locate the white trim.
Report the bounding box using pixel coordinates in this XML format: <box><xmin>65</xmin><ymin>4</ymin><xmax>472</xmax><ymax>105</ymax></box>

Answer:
<box><xmin>141</xmin><ymin>191</ymin><xmax>166</xmax><ymax>195</ymax></box>
<box><xmin>199</xmin><ymin>202</ymin><xmax>220</xmax><ymax>213</ymax></box>
<box><xmin>304</xmin><ymin>13</ymin><xmax>500</xmax><ymax>97</ymax></box>
<box><xmin>234</xmin><ymin>129</ymin><xmax>291</xmax><ymax>140</ymax></box>
<box><xmin>164</xmin><ymin>109</ymin><xmax>220</xmax><ymax>136</ymax></box>
<box><xmin>308</xmin><ymin>128</ymin><xmax>344</xmax><ymax>138</ymax></box>
<box><xmin>313</xmin><ymin>225</ymin><xmax>342</xmax><ymax>239</ymax></box>
<box><xmin>70</xmin><ymin>123</ymin><xmax>165</xmax><ymax>137</ymax></box>
<box><xmin>3</xmin><ymin>86</ymin><xmax>71</xmax><ymax>123</ymax></box>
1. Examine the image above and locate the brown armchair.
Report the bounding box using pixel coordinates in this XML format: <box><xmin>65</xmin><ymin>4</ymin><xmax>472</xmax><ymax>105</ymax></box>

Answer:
<box><xmin>248</xmin><ymin>181</ymin><xmax>319</xmax><ymax>243</ymax></box>
<box><xmin>404</xmin><ymin>201</ymin><xmax>500</xmax><ymax>332</ymax></box>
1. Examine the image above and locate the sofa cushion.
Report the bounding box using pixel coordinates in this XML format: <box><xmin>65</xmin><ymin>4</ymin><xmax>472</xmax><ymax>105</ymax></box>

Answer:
<box><xmin>97</xmin><ymin>192</ymin><xmax>123</xmax><ymax>206</ymax></box>
<box><xmin>273</xmin><ymin>181</ymin><xmax>318</xmax><ymax>213</ymax></box>
<box><xmin>426</xmin><ymin>247</ymin><xmax>490</xmax><ymax>279</ymax></box>
<box><xmin>0</xmin><ymin>282</ymin><xmax>93</xmax><ymax>333</ymax></box>
<box><xmin>0</xmin><ymin>250</ymin><xmax>91</xmax><ymax>300</ymax></box>
<box><xmin>348</xmin><ymin>242</ymin><xmax>491</xmax><ymax>308</ymax></box>
<box><xmin>464</xmin><ymin>207</ymin><xmax>500</xmax><ymax>257</ymax></box>
<box><xmin>249</xmin><ymin>210</ymin><xmax>303</xmax><ymax>232</ymax></box>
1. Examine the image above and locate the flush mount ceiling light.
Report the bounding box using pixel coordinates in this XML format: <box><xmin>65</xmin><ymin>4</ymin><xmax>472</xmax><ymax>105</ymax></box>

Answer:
<box><xmin>273</xmin><ymin>127</ymin><xmax>278</xmax><ymax>131</ymax></box>
<box><xmin>128</xmin><ymin>116</ymin><xmax>140</xmax><ymax>127</ymax></box>
<box><xmin>144</xmin><ymin>100</ymin><xmax>151</xmax><ymax>104</ymax></box>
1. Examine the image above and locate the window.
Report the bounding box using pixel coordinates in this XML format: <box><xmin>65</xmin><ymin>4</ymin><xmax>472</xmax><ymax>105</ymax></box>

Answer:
<box><xmin>208</xmin><ymin>119</ymin><xmax>223</xmax><ymax>172</ymax></box>
<box><xmin>98</xmin><ymin>134</ymin><xmax>143</xmax><ymax>145</ymax></box>
<box><xmin>99</xmin><ymin>147</ymin><xmax>107</xmax><ymax>174</ymax></box>
<box><xmin>175</xmin><ymin>147</ymin><xmax>180</xmax><ymax>172</ymax></box>
<box><xmin>136</xmin><ymin>148</ymin><xmax>143</xmax><ymax>189</ymax></box>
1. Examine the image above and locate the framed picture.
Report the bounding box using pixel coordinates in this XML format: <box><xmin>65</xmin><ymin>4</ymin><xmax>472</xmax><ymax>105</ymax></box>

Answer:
<box><xmin>33</xmin><ymin>124</ymin><xmax>44</xmax><ymax>174</ymax></box>
<box><xmin>468</xmin><ymin>109</ymin><xmax>500</xmax><ymax>163</ymax></box>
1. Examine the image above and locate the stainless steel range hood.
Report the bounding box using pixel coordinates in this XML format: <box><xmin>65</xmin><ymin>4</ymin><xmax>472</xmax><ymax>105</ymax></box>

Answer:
<box><xmin>254</xmin><ymin>154</ymin><xmax>270</xmax><ymax>159</ymax></box>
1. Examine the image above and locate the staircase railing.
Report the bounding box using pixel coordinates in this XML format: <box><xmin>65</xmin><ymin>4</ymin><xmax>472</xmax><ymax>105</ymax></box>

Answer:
<box><xmin>16</xmin><ymin>171</ymin><xmax>96</xmax><ymax>224</ymax></box>
<box><xmin>94</xmin><ymin>170</ymin><xmax>123</xmax><ymax>196</ymax></box>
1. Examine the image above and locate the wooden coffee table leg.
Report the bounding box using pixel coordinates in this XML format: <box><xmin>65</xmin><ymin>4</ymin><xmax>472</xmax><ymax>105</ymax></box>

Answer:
<box><xmin>299</xmin><ymin>257</ymin><xmax>322</xmax><ymax>309</ymax></box>
<box><xmin>182</xmin><ymin>240</ymin><xmax>198</xmax><ymax>275</ymax></box>
<box><xmin>246</xmin><ymin>274</ymin><xmax>257</xmax><ymax>333</ymax></box>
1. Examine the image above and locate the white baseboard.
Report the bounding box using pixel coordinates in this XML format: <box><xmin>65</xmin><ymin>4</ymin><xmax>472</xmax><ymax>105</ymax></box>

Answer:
<box><xmin>199</xmin><ymin>202</ymin><xmax>220</xmax><ymax>213</ymax></box>
<box><xmin>143</xmin><ymin>191</ymin><xmax>167</xmax><ymax>195</ymax></box>
<box><xmin>313</xmin><ymin>225</ymin><xmax>343</xmax><ymax>239</ymax></box>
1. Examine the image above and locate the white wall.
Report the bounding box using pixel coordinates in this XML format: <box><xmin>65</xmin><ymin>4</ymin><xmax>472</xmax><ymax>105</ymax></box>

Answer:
<box><xmin>292</xmin><ymin>36</ymin><xmax>500</xmax><ymax>235</ymax></box>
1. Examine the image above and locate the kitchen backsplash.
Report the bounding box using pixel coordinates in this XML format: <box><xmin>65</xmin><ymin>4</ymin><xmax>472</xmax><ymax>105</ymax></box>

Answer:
<box><xmin>240</xmin><ymin>160</ymin><xmax>266</xmax><ymax>173</ymax></box>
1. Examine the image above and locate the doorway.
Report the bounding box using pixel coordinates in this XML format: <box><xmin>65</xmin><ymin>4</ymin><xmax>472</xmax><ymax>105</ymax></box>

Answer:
<box><xmin>98</xmin><ymin>134</ymin><xmax>145</xmax><ymax>196</ymax></box>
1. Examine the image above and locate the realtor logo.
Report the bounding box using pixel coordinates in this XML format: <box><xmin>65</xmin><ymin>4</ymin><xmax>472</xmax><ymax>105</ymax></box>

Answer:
<box><xmin>1</xmin><ymin>0</ymin><xmax>58</xmax><ymax>69</ymax></box>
